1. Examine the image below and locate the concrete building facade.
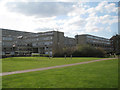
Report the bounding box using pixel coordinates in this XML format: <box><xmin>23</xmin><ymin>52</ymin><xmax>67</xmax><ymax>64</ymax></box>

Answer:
<box><xmin>64</xmin><ymin>37</ymin><xmax>76</xmax><ymax>47</ymax></box>
<box><xmin>75</xmin><ymin>34</ymin><xmax>112</xmax><ymax>52</ymax></box>
<box><xmin>1</xmin><ymin>28</ymin><xmax>112</xmax><ymax>56</ymax></box>
<box><xmin>32</xmin><ymin>31</ymin><xmax>64</xmax><ymax>55</ymax></box>
<box><xmin>110</xmin><ymin>34</ymin><xmax>120</xmax><ymax>55</ymax></box>
<box><xmin>2</xmin><ymin>29</ymin><xmax>34</xmax><ymax>56</ymax></box>
<box><xmin>1</xmin><ymin>29</ymin><xmax>64</xmax><ymax>56</ymax></box>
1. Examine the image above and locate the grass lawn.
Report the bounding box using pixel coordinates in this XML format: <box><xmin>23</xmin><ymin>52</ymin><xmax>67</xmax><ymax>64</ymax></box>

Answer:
<box><xmin>2</xmin><ymin>57</ymin><xmax>102</xmax><ymax>72</ymax></box>
<box><xmin>2</xmin><ymin>59</ymin><xmax>118</xmax><ymax>88</ymax></box>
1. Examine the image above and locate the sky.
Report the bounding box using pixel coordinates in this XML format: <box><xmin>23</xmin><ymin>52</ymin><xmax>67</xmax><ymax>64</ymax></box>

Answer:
<box><xmin>0</xmin><ymin>0</ymin><xmax>119</xmax><ymax>39</ymax></box>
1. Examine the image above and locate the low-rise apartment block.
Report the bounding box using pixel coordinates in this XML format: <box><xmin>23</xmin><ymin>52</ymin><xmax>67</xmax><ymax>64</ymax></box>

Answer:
<box><xmin>1</xmin><ymin>29</ymin><xmax>64</xmax><ymax>56</ymax></box>
<box><xmin>2</xmin><ymin>29</ymin><xmax>34</xmax><ymax>56</ymax></box>
<box><xmin>1</xmin><ymin>28</ymin><xmax>112</xmax><ymax>56</ymax></box>
<box><xmin>32</xmin><ymin>31</ymin><xmax>64</xmax><ymax>55</ymax></box>
<box><xmin>75</xmin><ymin>34</ymin><xmax>112</xmax><ymax>52</ymax></box>
<box><xmin>64</xmin><ymin>37</ymin><xmax>76</xmax><ymax>47</ymax></box>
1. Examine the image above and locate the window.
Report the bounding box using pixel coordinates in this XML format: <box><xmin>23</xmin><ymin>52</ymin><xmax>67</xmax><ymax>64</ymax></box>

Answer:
<box><xmin>44</xmin><ymin>41</ymin><xmax>53</xmax><ymax>45</ymax></box>
<box><xmin>45</xmin><ymin>52</ymin><xmax>48</xmax><ymax>54</ymax></box>
<box><xmin>44</xmin><ymin>36</ymin><xmax>53</xmax><ymax>40</ymax></box>
<box><xmin>32</xmin><ymin>43</ymin><xmax>37</xmax><ymax>46</ymax></box>
<box><xmin>40</xmin><ymin>32</ymin><xmax>53</xmax><ymax>36</ymax></box>
<box><xmin>3</xmin><ymin>37</ymin><xmax>12</xmax><ymax>41</ymax></box>
<box><xmin>2</xmin><ymin>42</ymin><xmax>4</xmax><ymax>45</ymax></box>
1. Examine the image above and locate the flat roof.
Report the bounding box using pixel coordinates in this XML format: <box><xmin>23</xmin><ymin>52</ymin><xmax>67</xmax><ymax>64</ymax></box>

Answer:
<box><xmin>75</xmin><ymin>34</ymin><xmax>110</xmax><ymax>40</ymax></box>
<box><xmin>38</xmin><ymin>30</ymin><xmax>64</xmax><ymax>34</ymax></box>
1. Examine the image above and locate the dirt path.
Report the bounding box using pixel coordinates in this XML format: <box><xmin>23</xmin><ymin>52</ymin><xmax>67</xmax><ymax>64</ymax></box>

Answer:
<box><xmin>0</xmin><ymin>58</ymin><xmax>116</xmax><ymax>76</ymax></box>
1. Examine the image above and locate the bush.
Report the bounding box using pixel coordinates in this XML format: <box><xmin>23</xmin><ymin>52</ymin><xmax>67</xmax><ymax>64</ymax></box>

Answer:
<box><xmin>32</xmin><ymin>53</ymin><xmax>49</xmax><ymax>57</ymax></box>
<box><xmin>41</xmin><ymin>54</ymin><xmax>49</xmax><ymax>57</ymax></box>
<box><xmin>95</xmin><ymin>48</ymin><xmax>106</xmax><ymax>57</ymax></box>
<box><xmin>32</xmin><ymin>53</ymin><xmax>40</xmax><ymax>57</ymax></box>
<box><xmin>53</xmin><ymin>45</ymin><xmax>106</xmax><ymax>57</ymax></box>
<box><xmin>53</xmin><ymin>52</ymin><xmax>64</xmax><ymax>57</ymax></box>
<box><xmin>72</xmin><ymin>50</ymin><xmax>81</xmax><ymax>57</ymax></box>
<box><xmin>72</xmin><ymin>45</ymin><xmax>106</xmax><ymax>57</ymax></box>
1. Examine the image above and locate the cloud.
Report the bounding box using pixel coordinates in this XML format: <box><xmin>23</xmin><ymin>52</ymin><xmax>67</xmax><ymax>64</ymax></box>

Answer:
<box><xmin>67</xmin><ymin>2</ymin><xmax>87</xmax><ymax>17</ymax></box>
<box><xmin>0</xmin><ymin>1</ymin><xmax>118</xmax><ymax>38</ymax></box>
<box><xmin>95</xmin><ymin>1</ymin><xmax>108</xmax><ymax>13</ymax></box>
<box><xmin>104</xmin><ymin>3</ymin><xmax>117</xmax><ymax>13</ymax></box>
<box><xmin>37</xmin><ymin>1</ymin><xmax>118</xmax><ymax>37</ymax></box>
<box><xmin>87</xmin><ymin>1</ymin><xmax>118</xmax><ymax>14</ymax></box>
<box><xmin>99</xmin><ymin>15</ymin><xmax>118</xmax><ymax>25</ymax></box>
<box><xmin>6</xmin><ymin>2</ymin><xmax>75</xmax><ymax>18</ymax></box>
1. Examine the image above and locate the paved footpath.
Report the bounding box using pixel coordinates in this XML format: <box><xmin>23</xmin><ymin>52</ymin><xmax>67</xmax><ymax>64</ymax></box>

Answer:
<box><xmin>0</xmin><ymin>58</ymin><xmax>117</xmax><ymax>76</ymax></box>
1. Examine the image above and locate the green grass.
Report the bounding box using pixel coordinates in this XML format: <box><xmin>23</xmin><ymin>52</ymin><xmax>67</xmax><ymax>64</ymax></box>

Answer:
<box><xmin>2</xmin><ymin>59</ymin><xmax>118</xmax><ymax>88</ymax></box>
<box><xmin>2</xmin><ymin>57</ymin><xmax>102</xmax><ymax>72</ymax></box>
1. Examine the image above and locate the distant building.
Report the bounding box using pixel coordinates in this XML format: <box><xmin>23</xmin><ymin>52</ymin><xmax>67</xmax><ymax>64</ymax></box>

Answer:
<box><xmin>2</xmin><ymin>29</ymin><xmax>34</xmax><ymax>56</ymax></box>
<box><xmin>110</xmin><ymin>34</ymin><xmax>120</xmax><ymax>55</ymax></box>
<box><xmin>64</xmin><ymin>37</ymin><xmax>76</xmax><ymax>47</ymax></box>
<box><xmin>1</xmin><ymin>29</ymin><xmax>64</xmax><ymax>56</ymax></box>
<box><xmin>1</xmin><ymin>28</ymin><xmax>113</xmax><ymax>56</ymax></box>
<box><xmin>75</xmin><ymin>34</ymin><xmax>112</xmax><ymax>52</ymax></box>
<box><xmin>32</xmin><ymin>31</ymin><xmax>64</xmax><ymax>55</ymax></box>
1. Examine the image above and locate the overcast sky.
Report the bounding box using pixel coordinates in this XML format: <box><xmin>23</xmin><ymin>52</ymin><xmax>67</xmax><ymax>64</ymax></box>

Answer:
<box><xmin>0</xmin><ymin>0</ymin><xmax>119</xmax><ymax>38</ymax></box>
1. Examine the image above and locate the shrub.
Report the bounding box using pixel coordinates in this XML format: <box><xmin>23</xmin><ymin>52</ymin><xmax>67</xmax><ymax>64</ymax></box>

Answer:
<box><xmin>73</xmin><ymin>45</ymin><xmax>106</xmax><ymax>57</ymax></box>
<box><xmin>53</xmin><ymin>52</ymin><xmax>64</xmax><ymax>57</ymax></box>
<box><xmin>32</xmin><ymin>53</ymin><xmax>40</xmax><ymax>57</ymax></box>
<box><xmin>32</xmin><ymin>53</ymin><xmax>50</xmax><ymax>57</ymax></box>
<box><xmin>53</xmin><ymin>45</ymin><xmax>106</xmax><ymax>57</ymax></box>
<box><xmin>95</xmin><ymin>48</ymin><xmax>106</xmax><ymax>57</ymax></box>
<box><xmin>41</xmin><ymin>54</ymin><xmax>49</xmax><ymax>57</ymax></box>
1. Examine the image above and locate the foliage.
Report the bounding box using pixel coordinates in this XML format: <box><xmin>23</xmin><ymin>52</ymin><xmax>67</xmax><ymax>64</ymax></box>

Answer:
<box><xmin>73</xmin><ymin>45</ymin><xmax>106</xmax><ymax>57</ymax></box>
<box><xmin>53</xmin><ymin>45</ymin><xmax>106</xmax><ymax>57</ymax></box>
<box><xmin>63</xmin><ymin>47</ymin><xmax>76</xmax><ymax>56</ymax></box>
<box><xmin>31</xmin><ymin>53</ymin><xmax>40</xmax><ymax>57</ymax></box>
<box><xmin>39</xmin><ymin>54</ymin><xmax>49</xmax><ymax>57</ymax></box>
<box><xmin>32</xmin><ymin>53</ymin><xmax>49</xmax><ymax>57</ymax></box>
<box><xmin>53</xmin><ymin>46</ymin><xmax>64</xmax><ymax>57</ymax></box>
